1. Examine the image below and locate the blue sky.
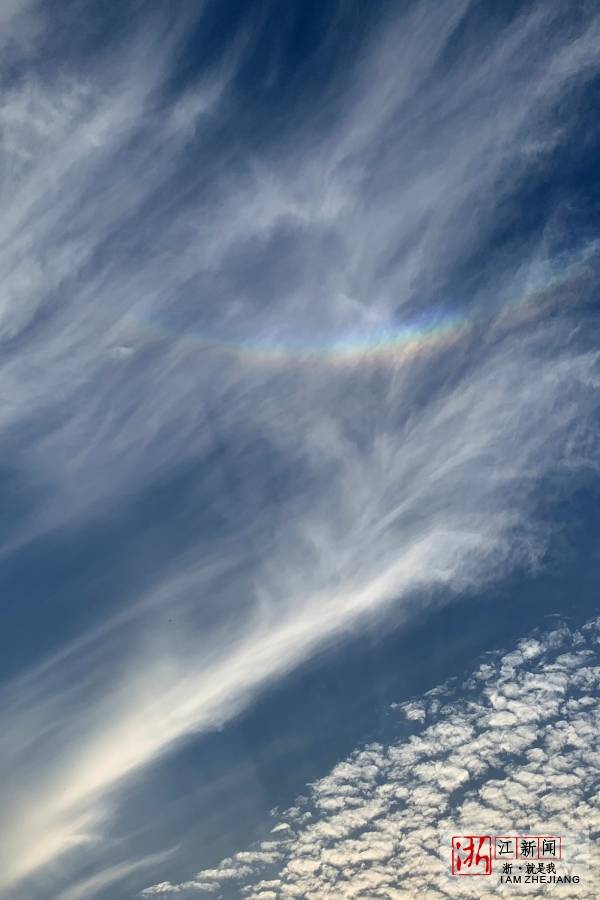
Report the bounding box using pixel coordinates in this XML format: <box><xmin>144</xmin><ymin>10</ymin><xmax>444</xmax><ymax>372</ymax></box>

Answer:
<box><xmin>0</xmin><ymin>1</ymin><xmax>599</xmax><ymax>898</ymax></box>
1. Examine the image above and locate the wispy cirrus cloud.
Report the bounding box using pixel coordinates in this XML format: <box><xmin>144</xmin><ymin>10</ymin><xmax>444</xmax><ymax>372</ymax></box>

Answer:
<box><xmin>0</xmin><ymin>1</ymin><xmax>599</xmax><ymax>897</ymax></box>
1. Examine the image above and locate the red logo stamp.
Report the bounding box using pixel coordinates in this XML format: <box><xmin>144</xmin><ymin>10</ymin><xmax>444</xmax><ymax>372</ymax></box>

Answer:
<box><xmin>452</xmin><ymin>834</ymin><xmax>562</xmax><ymax>876</ymax></box>
<box><xmin>451</xmin><ymin>835</ymin><xmax>492</xmax><ymax>875</ymax></box>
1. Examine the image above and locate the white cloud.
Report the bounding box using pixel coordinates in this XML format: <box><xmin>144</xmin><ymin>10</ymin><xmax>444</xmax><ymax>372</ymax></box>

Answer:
<box><xmin>143</xmin><ymin>616</ymin><xmax>600</xmax><ymax>897</ymax></box>
<box><xmin>54</xmin><ymin>851</ymin><xmax>175</xmax><ymax>900</ymax></box>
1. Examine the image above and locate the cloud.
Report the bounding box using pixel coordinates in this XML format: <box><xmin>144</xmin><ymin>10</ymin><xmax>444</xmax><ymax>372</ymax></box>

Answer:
<box><xmin>142</xmin><ymin>615</ymin><xmax>600</xmax><ymax>897</ymax></box>
<box><xmin>54</xmin><ymin>851</ymin><xmax>175</xmax><ymax>900</ymax></box>
<box><xmin>0</xmin><ymin>0</ymin><xmax>599</xmax><ymax>895</ymax></box>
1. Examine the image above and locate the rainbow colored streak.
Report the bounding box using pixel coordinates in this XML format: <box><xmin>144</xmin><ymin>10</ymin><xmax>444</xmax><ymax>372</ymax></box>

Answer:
<box><xmin>123</xmin><ymin>245</ymin><xmax>596</xmax><ymax>367</ymax></box>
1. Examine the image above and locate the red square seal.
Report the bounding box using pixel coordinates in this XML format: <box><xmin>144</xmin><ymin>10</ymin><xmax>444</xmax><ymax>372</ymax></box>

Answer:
<box><xmin>451</xmin><ymin>835</ymin><xmax>492</xmax><ymax>875</ymax></box>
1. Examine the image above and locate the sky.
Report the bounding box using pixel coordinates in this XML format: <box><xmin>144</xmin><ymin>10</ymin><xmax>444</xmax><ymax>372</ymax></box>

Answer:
<box><xmin>0</xmin><ymin>1</ymin><xmax>599</xmax><ymax>898</ymax></box>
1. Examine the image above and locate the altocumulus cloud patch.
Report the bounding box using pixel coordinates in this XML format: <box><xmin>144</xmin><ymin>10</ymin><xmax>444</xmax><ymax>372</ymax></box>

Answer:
<box><xmin>142</xmin><ymin>615</ymin><xmax>600</xmax><ymax>898</ymax></box>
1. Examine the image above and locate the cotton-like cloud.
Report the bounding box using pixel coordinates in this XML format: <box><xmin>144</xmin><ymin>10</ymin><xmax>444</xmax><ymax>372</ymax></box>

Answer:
<box><xmin>1</xmin><ymin>1</ymin><xmax>600</xmax><ymax>897</ymax></box>
<box><xmin>143</xmin><ymin>615</ymin><xmax>600</xmax><ymax>898</ymax></box>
